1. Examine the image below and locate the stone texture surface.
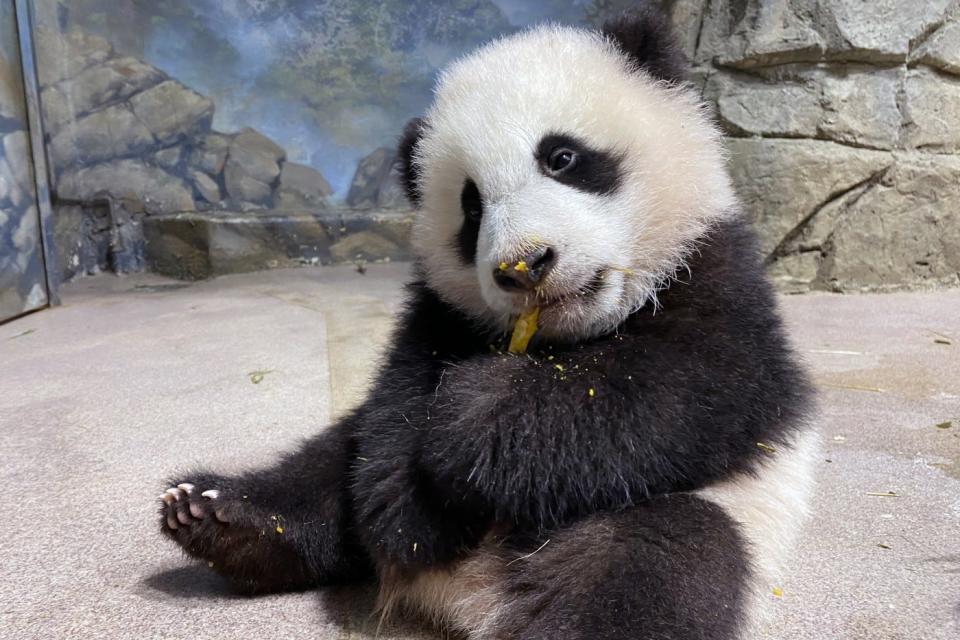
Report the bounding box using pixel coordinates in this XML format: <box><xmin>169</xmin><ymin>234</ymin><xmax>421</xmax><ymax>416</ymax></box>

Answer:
<box><xmin>130</xmin><ymin>81</ymin><xmax>214</xmax><ymax>146</ymax></box>
<box><xmin>31</xmin><ymin>29</ymin><xmax>340</xmax><ymax>284</ymax></box>
<box><xmin>347</xmin><ymin>147</ymin><xmax>402</xmax><ymax>209</ymax></box>
<box><xmin>54</xmin><ymin>56</ymin><xmax>164</xmax><ymax>127</ymax></box>
<box><xmin>223</xmin><ymin>128</ymin><xmax>286</xmax><ymax>207</ymax></box>
<box><xmin>819</xmin><ymin>156</ymin><xmax>960</xmax><ymax>290</ymax></box>
<box><xmin>913</xmin><ymin>15</ymin><xmax>960</xmax><ymax>74</ymax></box>
<box><xmin>154</xmin><ymin>146</ymin><xmax>183</xmax><ymax>171</ymax></box>
<box><xmin>49</xmin><ymin>104</ymin><xmax>155</xmax><ymax>167</ymax></box>
<box><xmin>189</xmin><ymin>170</ymin><xmax>221</xmax><ymax>205</ymax></box>
<box><xmin>143</xmin><ymin>210</ymin><xmax>412</xmax><ymax>280</ymax></box>
<box><xmin>34</xmin><ymin>28</ymin><xmax>112</xmax><ymax>85</ymax></box>
<box><xmin>189</xmin><ymin>134</ymin><xmax>231</xmax><ymax>176</ymax></box>
<box><xmin>689</xmin><ymin>0</ymin><xmax>960</xmax><ymax>292</ymax></box>
<box><xmin>58</xmin><ymin>160</ymin><xmax>196</xmax><ymax>214</ymax></box>
<box><xmin>901</xmin><ymin>69</ymin><xmax>960</xmax><ymax>152</ymax></box>
<box><xmin>727</xmin><ymin>139</ymin><xmax>890</xmax><ymax>255</ymax></box>
<box><xmin>277</xmin><ymin>162</ymin><xmax>333</xmax><ymax>210</ymax></box>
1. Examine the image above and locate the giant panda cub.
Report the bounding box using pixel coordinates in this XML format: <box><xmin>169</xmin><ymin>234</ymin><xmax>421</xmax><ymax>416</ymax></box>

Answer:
<box><xmin>159</xmin><ymin>7</ymin><xmax>817</xmax><ymax>639</ymax></box>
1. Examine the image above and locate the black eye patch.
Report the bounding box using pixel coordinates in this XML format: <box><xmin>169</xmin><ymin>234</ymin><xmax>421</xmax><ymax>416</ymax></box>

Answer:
<box><xmin>535</xmin><ymin>133</ymin><xmax>624</xmax><ymax>196</ymax></box>
<box><xmin>456</xmin><ymin>178</ymin><xmax>483</xmax><ymax>264</ymax></box>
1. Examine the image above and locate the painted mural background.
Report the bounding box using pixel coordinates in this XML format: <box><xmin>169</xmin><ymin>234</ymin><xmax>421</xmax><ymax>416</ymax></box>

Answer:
<box><xmin>33</xmin><ymin>0</ymin><xmax>629</xmax><ymax>205</ymax></box>
<box><xmin>25</xmin><ymin>0</ymin><xmax>637</xmax><ymax>281</ymax></box>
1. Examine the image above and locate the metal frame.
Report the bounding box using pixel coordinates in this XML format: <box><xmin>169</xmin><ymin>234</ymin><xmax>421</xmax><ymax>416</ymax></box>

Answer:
<box><xmin>13</xmin><ymin>0</ymin><xmax>58</xmax><ymax>305</ymax></box>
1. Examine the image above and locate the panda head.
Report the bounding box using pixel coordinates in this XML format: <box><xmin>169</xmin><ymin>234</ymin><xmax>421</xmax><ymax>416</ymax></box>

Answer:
<box><xmin>398</xmin><ymin>10</ymin><xmax>736</xmax><ymax>342</ymax></box>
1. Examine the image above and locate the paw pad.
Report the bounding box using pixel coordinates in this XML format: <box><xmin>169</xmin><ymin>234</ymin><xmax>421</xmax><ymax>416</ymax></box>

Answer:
<box><xmin>159</xmin><ymin>483</ymin><xmax>231</xmax><ymax>530</ymax></box>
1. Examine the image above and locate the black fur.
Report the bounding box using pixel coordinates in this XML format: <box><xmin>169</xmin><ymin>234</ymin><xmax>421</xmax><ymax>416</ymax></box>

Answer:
<box><xmin>491</xmin><ymin>494</ymin><xmax>750</xmax><ymax>639</ymax></box>
<box><xmin>396</xmin><ymin>117</ymin><xmax>427</xmax><ymax>205</ymax></box>
<box><xmin>602</xmin><ymin>6</ymin><xmax>688</xmax><ymax>83</ymax></box>
<box><xmin>160</xmin><ymin>216</ymin><xmax>811</xmax><ymax>639</ymax></box>
<box><xmin>535</xmin><ymin>133</ymin><xmax>624</xmax><ymax>196</ymax></box>
<box><xmin>457</xmin><ymin>178</ymin><xmax>483</xmax><ymax>264</ymax></box>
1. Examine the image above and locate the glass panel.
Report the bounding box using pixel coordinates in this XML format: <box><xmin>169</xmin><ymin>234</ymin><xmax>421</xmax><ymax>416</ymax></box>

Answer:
<box><xmin>27</xmin><ymin>1</ymin><xmax>629</xmax><ymax>279</ymax></box>
<box><xmin>0</xmin><ymin>0</ymin><xmax>47</xmax><ymax>321</ymax></box>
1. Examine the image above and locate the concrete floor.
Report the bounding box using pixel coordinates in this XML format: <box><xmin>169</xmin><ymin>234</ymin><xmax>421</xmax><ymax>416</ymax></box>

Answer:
<box><xmin>1</xmin><ymin>264</ymin><xmax>957</xmax><ymax>639</ymax></box>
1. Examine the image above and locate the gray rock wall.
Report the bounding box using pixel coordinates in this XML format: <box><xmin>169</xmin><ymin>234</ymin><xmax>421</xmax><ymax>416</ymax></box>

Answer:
<box><xmin>661</xmin><ymin>0</ymin><xmax>960</xmax><ymax>291</ymax></box>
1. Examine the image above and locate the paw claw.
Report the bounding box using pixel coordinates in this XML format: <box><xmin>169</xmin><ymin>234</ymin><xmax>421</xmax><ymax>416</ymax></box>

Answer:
<box><xmin>201</xmin><ymin>489</ymin><xmax>220</xmax><ymax>500</ymax></box>
<box><xmin>177</xmin><ymin>483</ymin><xmax>195</xmax><ymax>494</ymax></box>
<box><xmin>165</xmin><ymin>488</ymin><xmax>183</xmax><ymax>501</ymax></box>
<box><xmin>160</xmin><ymin>493</ymin><xmax>174</xmax><ymax>504</ymax></box>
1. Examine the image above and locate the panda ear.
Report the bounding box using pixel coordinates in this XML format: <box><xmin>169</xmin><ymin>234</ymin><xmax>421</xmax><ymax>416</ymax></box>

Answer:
<box><xmin>396</xmin><ymin>117</ymin><xmax>427</xmax><ymax>206</ymax></box>
<box><xmin>601</xmin><ymin>7</ymin><xmax>687</xmax><ymax>83</ymax></box>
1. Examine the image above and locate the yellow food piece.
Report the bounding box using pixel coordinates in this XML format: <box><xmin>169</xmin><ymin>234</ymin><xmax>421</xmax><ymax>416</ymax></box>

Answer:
<box><xmin>499</xmin><ymin>262</ymin><xmax>509</xmax><ymax>271</ymax></box>
<box><xmin>275</xmin><ymin>526</ymin><xmax>284</xmax><ymax>534</ymax></box>
<box><xmin>514</xmin><ymin>261</ymin><xmax>529</xmax><ymax>273</ymax></box>
<box><xmin>508</xmin><ymin>307</ymin><xmax>540</xmax><ymax>354</ymax></box>
<box><xmin>588</xmin><ymin>388</ymin><xmax>595</xmax><ymax>397</ymax></box>
<box><xmin>771</xmin><ymin>587</ymin><xmax>783</xmax><ymax>598</ymax></box>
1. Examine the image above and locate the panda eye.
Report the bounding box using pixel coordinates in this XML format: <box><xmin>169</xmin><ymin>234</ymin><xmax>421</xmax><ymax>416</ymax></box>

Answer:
<box><xmin>547</xmin><ymin>147</ymin><xmax>577</xmax><ymax>173</ymax></box>
<box><xmin>460</xmin><ymin>178</ymin><xmax>483</xmax><ymax>222</ymax></box>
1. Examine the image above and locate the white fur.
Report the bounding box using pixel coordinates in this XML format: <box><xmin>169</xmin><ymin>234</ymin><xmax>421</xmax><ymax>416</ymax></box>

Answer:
<box><xmin>379</xmin><ymin>536</ymin><xmax>506</xmax><ymax>638</ymax></box>
<box><xmin>410</xmin><ymin>24</ymin><xmax>736</xmax><ymax>340</ymax></box>
<box><xmin>696</xmin><ymin>429</ymin><xmax>820</xmax><ymax>638</ymax></box>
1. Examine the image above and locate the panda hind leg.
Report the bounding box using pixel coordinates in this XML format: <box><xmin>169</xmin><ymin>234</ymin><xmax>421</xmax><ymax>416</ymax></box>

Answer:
<box><xmin>487</xmin><ymin>494</ymin><xmax>753</xmax><ymax>640</ymax></box>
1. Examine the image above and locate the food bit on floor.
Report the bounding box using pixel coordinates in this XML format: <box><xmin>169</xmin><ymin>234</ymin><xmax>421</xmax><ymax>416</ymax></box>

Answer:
<box><xmin>508</xmin><ymin>307</ymin><xmax>540</xmax><ymax>354</ymax></box>
<box><xmin>935</xmin><ymin>421</ymin><xmax>953</xmax><ymax>430</ymax></box>
<box><xmin>866</xmin><ymin>491</ymin><xmax>899</xmax><ymax>498</ymax></box>
<box><xmin>926</xmin><ymin>329</ymin><xmax>953</xmax><ymax>345</ymax></box>
<box><xmin>756</xmin><ymin>442</ymin><xmax>777</xmax><ymax>454</ymax></box>
<box><xmin>588</xmin><ymin>388</ymin><xmax>595</xmax><ymax>398</ymax></box>
<box><xmin>248</xmin><ymin>369</ymin><xmax>276</xmax><ymax>384</ymax></box>
<box><xmin>771</xmin><ymin>587</ymin><xmax>783</xmax><ymax>598</ymax></box>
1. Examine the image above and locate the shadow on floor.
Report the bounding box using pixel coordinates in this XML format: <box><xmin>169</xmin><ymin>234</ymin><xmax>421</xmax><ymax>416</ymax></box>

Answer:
<box><xmin>139</xmin><ymin>565</ymin><xmax>442</xmax><ymax>638</ymax></box>
<box><xmin>140</xmin><ymin>564</ymin><xmax>241</xmax><ymax>600</ymax></box>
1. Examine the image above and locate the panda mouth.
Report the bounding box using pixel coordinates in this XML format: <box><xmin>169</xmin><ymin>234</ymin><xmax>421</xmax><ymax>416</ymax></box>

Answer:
<box><xmin>537</xmin><ymin>268</ymin><xmax>607</xmax><ymax>309</ymax></box>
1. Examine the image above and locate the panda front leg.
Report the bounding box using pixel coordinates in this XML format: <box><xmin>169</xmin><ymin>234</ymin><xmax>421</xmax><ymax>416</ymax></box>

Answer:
<box><xmin>158</xmin><ymin>418</ymin><xmax>372</xmax><ymax>594</ymax></box>
<box><xmin>483</xmin><ymin>493</ymin><xmax>753</xmax><ymax>640</ymax></box>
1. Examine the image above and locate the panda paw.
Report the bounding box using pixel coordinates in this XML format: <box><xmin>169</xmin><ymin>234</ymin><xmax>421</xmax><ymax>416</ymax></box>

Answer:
<box><xmin>158</xmin><ymin>476</ymin><xmax>277</xmax><ymax>561</ymax></box>
<box><xmin>160</xmin><ymin>483</ymin><xmax>229</xmax><ymax>528</ymax></box>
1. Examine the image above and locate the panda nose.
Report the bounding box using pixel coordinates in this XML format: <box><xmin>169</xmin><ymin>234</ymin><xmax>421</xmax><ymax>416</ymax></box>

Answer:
<box><xmin>493</xmin><ymin>246</ymin><xmax>557</xmax><ymax>292</ymax></box>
